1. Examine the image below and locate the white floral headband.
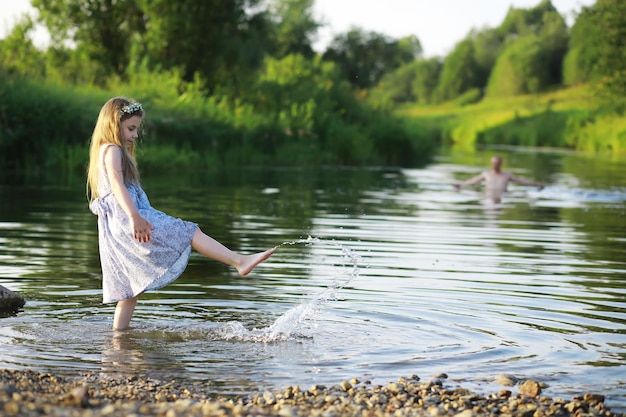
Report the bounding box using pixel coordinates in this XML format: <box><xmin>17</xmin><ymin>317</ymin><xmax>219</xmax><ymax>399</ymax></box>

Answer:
<box><xmin>120</xmin><ymin>102</ymin><xmax>143</xmax><ymax>118</ymax></box>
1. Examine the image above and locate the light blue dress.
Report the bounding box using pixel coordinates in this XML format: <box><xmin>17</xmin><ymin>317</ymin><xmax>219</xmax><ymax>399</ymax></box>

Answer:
<box><xmin>89</xmin><ymin>145</ymin><xmax>197</xmax><ymax>303</ymax></box>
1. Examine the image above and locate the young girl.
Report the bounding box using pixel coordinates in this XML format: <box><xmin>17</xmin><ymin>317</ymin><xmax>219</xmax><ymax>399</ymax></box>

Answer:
<box><xmin>87</xmin><ymin>97</ymin><xmax>275</xmax><ymax>330</ymax></box>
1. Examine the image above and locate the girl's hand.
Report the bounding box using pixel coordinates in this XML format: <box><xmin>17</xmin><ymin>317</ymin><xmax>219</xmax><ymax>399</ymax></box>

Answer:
<box><xmin>131</xmin><ymin>215</ymin><xmax>154</xmax><ymax>243</ymax></box>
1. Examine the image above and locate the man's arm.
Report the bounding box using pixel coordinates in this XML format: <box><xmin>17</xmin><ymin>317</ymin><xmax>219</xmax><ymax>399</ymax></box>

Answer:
<box><xmin>509</xmin><ymin>174</ymin><xmax>544</xmax><ymax>190</ymax></box>
<box><xmin>454</xmin><ymin>172</ymin><xmax>486</xmax><ymax>189</ymax></box>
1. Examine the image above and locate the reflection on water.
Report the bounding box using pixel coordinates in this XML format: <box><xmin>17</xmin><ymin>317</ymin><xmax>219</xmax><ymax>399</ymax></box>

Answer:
<box><xmin>0</xmin><ymin>148</ymin><xmax>625</xmax><ymax>410</ymax></box>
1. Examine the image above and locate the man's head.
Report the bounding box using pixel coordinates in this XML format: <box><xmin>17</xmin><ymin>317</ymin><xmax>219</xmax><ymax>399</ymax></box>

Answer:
<box><xmin>491</xmin><ymin>156</ymin><xmax>502</xmax><ymax>172</ymax></box>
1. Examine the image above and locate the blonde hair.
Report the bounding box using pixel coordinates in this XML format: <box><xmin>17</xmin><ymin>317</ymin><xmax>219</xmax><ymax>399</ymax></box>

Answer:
<box><xmin>87</xmin><ymin>97</ymin><xmax>144</xmax><ymax>201</ymax></box>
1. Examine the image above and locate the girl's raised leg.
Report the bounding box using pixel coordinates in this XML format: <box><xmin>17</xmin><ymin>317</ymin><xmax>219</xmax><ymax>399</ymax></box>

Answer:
<box><xmin>191</xmin><ymin>228</ymin><xmax>274</xmax><ymax>276</ymax></box>
<box><xmin>113</xmin><ymin>296</ymin><xmax>139</xmax><ymax>330</ymax></box>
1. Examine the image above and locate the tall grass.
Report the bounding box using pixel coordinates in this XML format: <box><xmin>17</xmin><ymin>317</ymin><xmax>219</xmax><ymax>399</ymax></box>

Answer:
<box><xmin>1</xmin><ymin>58</ymin><xmax>438</xmax><ymax>174</ymax></box>
<box><xmin>398</xmin><ymin>85</ymin><xmax>624</xmax><ymax>154</ymax></box>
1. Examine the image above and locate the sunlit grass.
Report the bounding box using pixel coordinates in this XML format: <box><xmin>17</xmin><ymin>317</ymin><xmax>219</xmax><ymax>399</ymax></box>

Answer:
<box><xmin>397</xmin><ymin>85</ymin><xmax>624</xmax><ymax>153</ymax></box>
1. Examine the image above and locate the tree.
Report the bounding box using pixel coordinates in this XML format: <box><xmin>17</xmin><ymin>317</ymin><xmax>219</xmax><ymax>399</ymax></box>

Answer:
<box><xmin>433</xmin><ymin>39</ymin><xmax>481</xmax><ymax>101</ymax></box>
<box><xmin>592</xmin><ymin>0</ymin><xmax>626</xmax><ymax>101</ymax></box>
<box><xmin>137</xmin><ymin>0</ymin><xmax>272</xmax><ymax>89</ymax></box>
<box><xmin>369</xmin><ymin>62</ymin><xmax>418</xmax><ymax>105</ymax></box>
<box><xmin>498</xmin><ymin>0</ymin><xmax>558</xmax><ymax>37</ymax></box>
<box><xmin>487</xmin><ymin>34</ymin><xmax>550</xmax><ymax>96</ymax></box>
<box><xmin>0</xmin><ymin>16</ymin><xmax>46</xmax><ymax>78</ymax></box>
<box><xmin>32</xmin><ymin>0</ymin><xmax>144</xmax><ymax>77</ymax></box>
<box><xmin>323</xmin><ymin>28</ymin><xmax>422</xmax><ymax>89</ymax></box>
<box><xmin>369</xmin><ymin>57</ymin><xmax>442</xmax><ymax>106</ymax></box>
<box><xmin>31</xmin><ymin>0</ymin><xmax>274</xmax><ymax>90</ymax></box>
<box><xmin>563</xmin><ymin>5</ymin><xmax>600</xmax><ymax>86</ymax></box>
<box><xmin>267</xmin><ymin>0</ymin><xmax>320</xmax><ymax>59</ymax></box>
<box><xmin>411</xmin><ymin>58</ymin><xmax>443</xmax><ymax>104</ymax></box>
<box><xmin>467</xmin><ymin>27</ymin><xmax>504</xmax><ymax>89</ymax></box>
<box><xmin>486</xmin><ymin>0</ymin><xmax>568</xmax><ymax>96</ymax></box>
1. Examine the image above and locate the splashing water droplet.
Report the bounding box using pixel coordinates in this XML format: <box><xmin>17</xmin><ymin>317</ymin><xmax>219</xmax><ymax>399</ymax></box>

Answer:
<box><xmin>214</xmin><ymin>237</ymin><xmax>363</xmax><ymax>343</ymax></box>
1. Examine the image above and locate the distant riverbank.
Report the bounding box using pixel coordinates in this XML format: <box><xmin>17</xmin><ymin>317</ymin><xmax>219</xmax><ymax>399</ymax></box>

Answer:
<box><xmin>398</xmin><ymin>85</ymin><xmax>626</xmax><ymax>154</ymax></box>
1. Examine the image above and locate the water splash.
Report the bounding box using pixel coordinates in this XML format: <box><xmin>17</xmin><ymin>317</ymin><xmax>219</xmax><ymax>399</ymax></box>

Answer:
<box><xmin>215</xmin><ymin>236</ymin><xmax>362</xmax><ymax>343</ymax></box>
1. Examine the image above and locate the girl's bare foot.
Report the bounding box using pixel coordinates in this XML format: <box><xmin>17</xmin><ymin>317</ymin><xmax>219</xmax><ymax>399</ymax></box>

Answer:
<box><xmin>237</xmin><ymin>247</ymin><xmax>275</xmax><ymax>276</ymax></box>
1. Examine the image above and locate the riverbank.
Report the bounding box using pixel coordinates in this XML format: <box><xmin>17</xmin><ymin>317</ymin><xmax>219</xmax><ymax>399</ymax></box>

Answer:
<box><xmin>398</xmin><ymin>85</ymin><xmax>626</xmax><ymax>153</ymax></box>
<box><xmin>1</xmin><ymin>369</ymin><xmax>622</xmax><ymax>417</ymax></box>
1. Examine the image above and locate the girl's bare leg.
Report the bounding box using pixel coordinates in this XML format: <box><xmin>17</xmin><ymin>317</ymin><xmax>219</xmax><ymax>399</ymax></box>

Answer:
<box><xmin>191</xmin><ymin>228</ymin><xmax>274</xmax><ymax>276</ymax></box>
<box><xmin>113</xmin><ymin>296</ymin><xmax>139</xmax><ymax>330</ymax></box>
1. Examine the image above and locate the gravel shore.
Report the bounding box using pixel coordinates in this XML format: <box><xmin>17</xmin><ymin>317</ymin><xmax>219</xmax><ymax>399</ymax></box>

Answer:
<box><xmin>0</xmin><ymin>369</ymin><xmax>623</xmax><ymax>417</ymax></box>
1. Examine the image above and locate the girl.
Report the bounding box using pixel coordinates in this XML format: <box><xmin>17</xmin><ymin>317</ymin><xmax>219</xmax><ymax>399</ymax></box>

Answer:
<box><xmin>87</xmin><ymin>97</ymin><xmax>275</xmax><ymax>330</ymax></box>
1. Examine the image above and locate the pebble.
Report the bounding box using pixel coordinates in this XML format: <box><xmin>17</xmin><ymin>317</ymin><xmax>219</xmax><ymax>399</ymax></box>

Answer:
<box><xmin>0</xmin><ymin>369</ymin><xmax>622</xmax><ymax>417</ymax></box>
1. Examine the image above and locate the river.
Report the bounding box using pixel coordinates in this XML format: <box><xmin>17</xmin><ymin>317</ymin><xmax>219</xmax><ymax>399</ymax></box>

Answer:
<box><xmin>0</xmin><ymin>147</ymin><xmax>625</xmax><ymax>411</ymax></box>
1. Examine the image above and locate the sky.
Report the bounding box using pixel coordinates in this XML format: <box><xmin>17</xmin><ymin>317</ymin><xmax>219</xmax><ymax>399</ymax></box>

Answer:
<box><xmin>1</xmin><ymin>0</ymin><xmax>595</xmax><ymax>57</ymax></box>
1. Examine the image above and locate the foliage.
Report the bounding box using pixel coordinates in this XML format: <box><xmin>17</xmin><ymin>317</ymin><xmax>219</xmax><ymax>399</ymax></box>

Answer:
<box><xmin>477</xmin><ymin>109</ymin><xmax>571</xmax><ymax>147</ymax></box>
<box><xmin>486</xmin><ymin>35</ymin><xmax>549</xmax><ymax>96</ymax></box>
<box><xmin>433</xmin><ymin>39</ymin><xmax>481</xmax><ymax>102</ymax></box>
<box><xmin>267</xmin><ymin>0</ymin><xmax>319</xmax><ymax>59</ymax></box>
<box><xmin>590</xmin><ymin>0</ymin><xmax>626</xmax><ymax>103</ymax></box>
<box><xmin>0</xmin><ymin>70</ymin><xmax>104</xmax><ymax>174</ymax></box>
<box><xmin>487</xmin><ymin>1</ymin><xmax>568</xmax><ymax>97</ymax></box>
<box><xmin>323</xmin><ymin>28</ymin><xmax>422</xmax><ymax>89</ymax></box>
<box><xmin>465</xmin><ymin>27</ymin><xmax>503</xmax><ymax>89</ymax></box>
<box><xmin>137</xmin><ymin>0</ymin><xmax>271</xmax><ymax>90</ymax></box>
<box><xmin>368</xmin><ymin>62</ymin><xmax>418</xmax><ymax>106</ymax></box>
<box><xmin>0</xmin><ymin>51</ymin><xmax>436</xmax><ymax>172</ymax></box>
<box><xmin>369</xmin><ymin>57</ymin><xmax>443</xmax><ymax>107</ymax></box>
<box><xmin>565</xmin><ymin>111</ymin><xmax>626</xmax><ymax>153</ymax></box>
<box><xmin>2</xmin><ymin>0</ymin><xmax>625</xmax><ymax>166</ymax></box>
<box><xmin>398</xmin><ymin>85</ymin><xmax>612</xmax><ymax>152</ymax></box>
<box><xmin>562</xmin><ymin>0</ymin><xmax>626</xmax><ymax>105</ymax></box>
<box><xmin>31</xmin><ymin>0</ymin><xmax>272</xmax><ymax>91</ymax></box>
<box><xmin>32</xmin><ymin>0</ymin><xmax>144</xmax><ymax>79</ymax></box>
<box><xmin>410</xmin><ymin>58</ymin><xmax>443</xmax><ymax>105</ymax></box>
<box><xmin>0</xmin><ymin>17</ymin><xmax>46</xmax><ymax>78</ymax></box>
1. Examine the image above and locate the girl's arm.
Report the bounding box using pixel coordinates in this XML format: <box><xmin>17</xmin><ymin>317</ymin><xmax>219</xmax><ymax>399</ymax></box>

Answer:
<box><xmin>103</xmin><ymin>146</ymin><xmax>153</xmax><ymax>243</ymax></box>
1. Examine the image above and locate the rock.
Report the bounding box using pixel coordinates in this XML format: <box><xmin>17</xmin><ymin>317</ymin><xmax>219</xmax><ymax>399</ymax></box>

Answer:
<box><xmin>0</xmin><ymin>285</ymin><xmax>25</xmax><ymax>314</ymax></box>
<box><xmin>519</xmin><ymin>379</ymin><xmax>542</xmax><ymax>397</ymax></box>
<box><xmin>495</xmin><ymin>374</ymin><xmax>518</xmax><ymax>386</ymax></box>
<box><xmin>583</xmin><ymin>393</ymin><xmax>605</xmax><ymax>403</ymax></box>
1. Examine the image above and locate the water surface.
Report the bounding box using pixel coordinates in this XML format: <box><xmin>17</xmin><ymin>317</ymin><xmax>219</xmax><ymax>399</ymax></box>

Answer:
<box><xmin>1</xmin><ymin>148</ymin><xmax>625</xmax><ymax>410</ymax></box>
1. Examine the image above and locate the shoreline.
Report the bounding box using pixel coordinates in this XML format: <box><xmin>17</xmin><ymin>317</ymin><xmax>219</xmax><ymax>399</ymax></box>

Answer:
<box><xmin>1</xmin><ymin>369</ymin><xmax>623</xmax><ymax>417</ymax></box>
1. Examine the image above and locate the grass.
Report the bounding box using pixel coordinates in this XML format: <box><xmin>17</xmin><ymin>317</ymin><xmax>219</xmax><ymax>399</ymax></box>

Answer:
<box><xmin>396</xmin><ymin>85</ymin><xmax>625</xmax><ymax>153</ymax></box>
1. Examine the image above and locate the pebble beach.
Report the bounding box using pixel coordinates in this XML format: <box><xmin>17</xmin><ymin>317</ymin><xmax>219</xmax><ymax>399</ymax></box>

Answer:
<box><xmin>1</xmin><ymin>369</ymin><xmax>623</xmax><ymax>417</ymax></box>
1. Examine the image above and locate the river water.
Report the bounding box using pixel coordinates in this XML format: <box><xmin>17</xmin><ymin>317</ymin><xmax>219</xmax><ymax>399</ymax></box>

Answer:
<box><xmin>1</xmin><ymin>148</ymin><xmax>625</xmax><ymax>410</ymax></box>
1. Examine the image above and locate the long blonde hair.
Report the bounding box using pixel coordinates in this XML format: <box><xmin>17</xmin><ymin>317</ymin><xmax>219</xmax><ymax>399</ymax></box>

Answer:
<box><xmin>87</xmin><ymin>97</ymin><xmax>143</xmax><ymax>201</ymax></box>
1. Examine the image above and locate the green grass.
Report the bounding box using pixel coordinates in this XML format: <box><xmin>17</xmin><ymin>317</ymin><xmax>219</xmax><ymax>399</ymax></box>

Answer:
<box><xmin>397</xmin><ymin>85</ymin><xmax>625</xmax><ymax>153</ymax></box>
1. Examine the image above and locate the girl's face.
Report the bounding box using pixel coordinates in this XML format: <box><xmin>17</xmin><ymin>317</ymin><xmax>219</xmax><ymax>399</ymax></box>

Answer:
<box><xmin>120</xmin><ymin>115</ymin><xmax>142</xmax><ymax>149</ymax></box>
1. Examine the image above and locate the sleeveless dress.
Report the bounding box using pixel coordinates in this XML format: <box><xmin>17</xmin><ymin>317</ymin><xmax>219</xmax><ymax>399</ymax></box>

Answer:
<box><xmin>89</xmin><ymin>144</ymin><xmax>197</xmax><ymax>303</ymax></box>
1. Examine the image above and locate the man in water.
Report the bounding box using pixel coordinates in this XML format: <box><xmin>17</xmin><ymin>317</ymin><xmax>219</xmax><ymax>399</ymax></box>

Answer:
<box><xmin>453</xmin><ymin>156</ymin><xmax>544</xmax><ymax>202</ymax></box>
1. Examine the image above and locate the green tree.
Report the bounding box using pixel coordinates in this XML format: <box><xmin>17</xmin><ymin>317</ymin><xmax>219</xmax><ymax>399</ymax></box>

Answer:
<box><xmin>31</xmin><ymin>0</ymin><xmax>274</xmax><ymax>90</ymax></box>
<box><xmin>563</xmin><ymin>5</ymin><xmax>600</xmax><ymax>86</ymax></box>
<box><xmin>487</xmin><ymin>34</ymin><xmax>549</xmax><ymax>96</ymax></box>
<box><xmin>487</xmin><ymin>0</ymin><xmax>568</xmax><ymax>96</ymax></box>
<box><xmin>32</xmin><ymin>0</ymin><xmax>144</xmax><ymax>78</ymax></box>
<box><xmin>0</xmin><ymin>16</ymin><xmax>46</xmax><ymax>78</ymax></box>
<box><xmin>369</xmin><ymin>57</ymin><xmax>442</xmax><ymax>106</ymax></box>
<box><xmin>411</xmin><ymin>58</ymin><xmax>443</xmax><ymax>104</ymax></box>
<box><xmin>434</xmin><ymin>39</ymin><xmax>480</xmax><ymax>101</ymax></box>
<box><xmin>593</xmin><ymin>0</ymin><xmax>626</xmax><ymax>101</ymax></box>
<box><xmin>467</xmin><ymin>27</ymin><xmax>503</xmax><ymax>89</ymax></box>
<box><xmin>369</xmin><ymin>62</ymin><xmax>418</xmax><ymax>106</ymax></box>
<box><xmin>498</xmin><ymin>0</ymin><xmax>558</xmax><ymax>36</ymax></box>
<box><xmin>267</xmin><ymin>0</ymin><xmax>320</xmax><ymax>59</ymax></box>
<box><xmin>323</xmin><ymin>28</ymin><xmax>422</xmax><ymax>89</ymax></box>
<box><xmin>137</xmin><ymin>0</ymin><xmax>271</xmax><ymax>89</ymax></box>
<box><xmin>563</xmin><ymin>0</ymin><xmax>626</xmax><ymax>101</ymax></box>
